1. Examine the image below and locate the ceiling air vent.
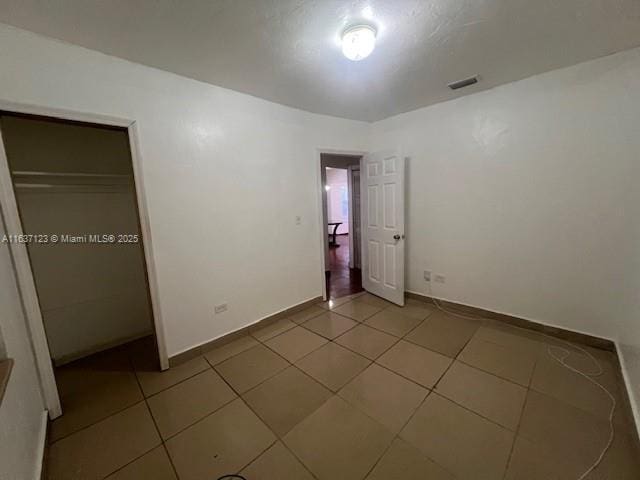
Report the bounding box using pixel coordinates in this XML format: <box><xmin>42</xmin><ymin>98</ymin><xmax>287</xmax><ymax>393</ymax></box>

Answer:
<box><xmin>448</xmin><ymin>75</ymin><xmax>479</xmax><ymax>90</ymax></box>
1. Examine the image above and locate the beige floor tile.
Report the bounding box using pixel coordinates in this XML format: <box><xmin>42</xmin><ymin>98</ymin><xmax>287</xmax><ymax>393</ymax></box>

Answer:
<box><xmin>202</xmin><ymin>335</ymin><xmax>259</xmax><ymax>366</ymax></box>
<box><xmin>405</xmin><ymin>311</ymin><xmax>480</xmax><ymax>358</ymax></box>
<box><xmin>48</xmin><ymin>402</ymin><xmax>161</xmax><ymax>480</ymax></box>
<box><xmin>518</xmin><ymin>390</ymin><xmax>612</xmax><ymax>471</ymax></box>
<box><xmin>332</xmin><ymin>301</ymin><xmax>382</xmax><ymax>321</ymax></box>
<box><xmin>400</xmin><ymin>393</ymin><xmax>514</xmax><ymax>480</ymax></box>
<box><xmin>385</xmin><ymin>299</ymin><xmax>434</xmax><ymax>320</ymax></box>
<box><xmin>530</xmin><ymin>352</ymin><xmax>616</xmax><ymax>421</ymax></box>
<box><xmin>377</xmin><ymin>340</ymin><xmax>451</xmax><ymax>388</ymax></box>
<box><xmin>147</xmin><ymin>369</ymin><xmax>237</xmax><ymax>439</ymax></box>
<box><xmin>302</xmin><ymin>312</ymin><xmax>358</xmax><ymax>339</ymax></box>
<box><xmin>563</xmin><ymin>347</ymin><xmax>630</xmax><ymax>431</ymax></box>
<box><xmin>317</xmin><ymin>295</ymin><xmax>354</xmax><ymax>310</ymax></box>
<box><xmin>297</xmin><ymin>342</ymin><xmax>371</xmax><ymax>391</ymax></box>
<box><xmin>214</xmin><ymin>344</ymin><xmax>288</xmax><ymax>393</ymax></box>
<box><xmin>134</xmin><ymin>355</ymin><xmax>210</xmax><ymax>397</ymax></box>
<box><xmin>241</xmin><ymin>441</ymin><xmax>315</xmax><ymax>479</ymax></box>
<box><xmin>366</xmin><ymin>438</ymin><xmax>455</xmax><ymax>480</ymax></box>
<box><xmin>52</xmin><ymin>357</ymin><xmax>143</xmax><ymax>441</ymax></box>
<box><xmin>166</xmin><ymin>398</ymin><xmax>276</xmax><ymax>480</ymax></box>
<box><xmin>458</xmin><ymin>336</ymin><xmax>537</xmax><ymax>386</ymax></box>
<box><xmin>504</xmin><ymin>436</ymin><xmax>575</xmax><ymax>480</ymax></box>
<box><xmin>364</xmin><ymin>309</ymin><xmax>423</xmax><ymax>337</ymax></box>
<box><xmin>588</xmin><ymin>428</ymin><xmax>640</xmax><ymax>480</ymax></box>
<box><xmin>243</xmin><ymin>366</ymin><xmax>333</xmax><ymax>436</ymax></box>
<box><xmin>565</xmin><ymin>347</ymin><xmax>625</xmax><ymax>396</ymax></box>
<box><xmin>265</xmin><ymin>326</ymin><xmax>328</xmax><ymax>362</ymax></box>
<box><xmin>435</xmin><ymin>361</ymin><xmax>527</xmax><ymax>430</ymax></box>
<box><xmin>339</xmin><ymin>364</ymin><xmax>428</xmax><ymax>433</ymax></box>
<box><xmin>335</xmin><ymin>324</ymin><xmax>398</xmax><ymax>360</ymax></box>
<box><xmin>250</xmin><ymin>317</ymin><xmax>297</xmax><ymax>342</ymax></box>
<box><xmin>353</xmin><ymin>292</ymin><xmax>395</xmax><ymax>309</ymax></box>
<box><xmin>288</xmin><ymin>305</ymin><xmax>327</xmax><ymax>323</ymax></box>
<box><xmin>106</xmin><ymin>446</ymin><xmax>177</xmax><ymax>480</ymax></box>
<box><xmin>473</xmin><ymin>325</ymin><xmax>544</xmax><ymax>357</ymax></box>
<box><xmin>507</xmin><ymin>424</ymin><xmax>640</xmax><ymax>480</ymax></box>
<box><xmin>284</xmin><ymin>396</ymin><xmax>394</xmax><ymax>480</ymax></box>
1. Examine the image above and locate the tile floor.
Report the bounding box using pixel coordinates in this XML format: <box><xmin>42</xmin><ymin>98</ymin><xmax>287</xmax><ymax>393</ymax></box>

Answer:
<box><xmin>45</xmin><ymin>292</ymin><xmax>640</xmax><ymax>480</ymax></box>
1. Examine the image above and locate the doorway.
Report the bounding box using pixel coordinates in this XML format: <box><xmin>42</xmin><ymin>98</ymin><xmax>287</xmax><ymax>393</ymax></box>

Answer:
<box><xmin>320</xmin><ymin>153</ymin><xmax>363</xmax><ymax>299</ymax></box>
<box><xmin>0</xmin><ymin>111</ymin><xmax>165</xmax><ymax>421</ymax></box>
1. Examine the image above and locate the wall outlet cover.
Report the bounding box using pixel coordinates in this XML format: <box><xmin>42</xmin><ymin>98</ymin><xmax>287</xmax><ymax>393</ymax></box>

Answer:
<box><xmin>214</xmin><ymin>303</ymin><xmax>228</xmax><ymax>314</ymax></box>
<box><xmin>423</xmin><ymin>270</ymin><xmax>431</xmax><ymax>281</ymax></box>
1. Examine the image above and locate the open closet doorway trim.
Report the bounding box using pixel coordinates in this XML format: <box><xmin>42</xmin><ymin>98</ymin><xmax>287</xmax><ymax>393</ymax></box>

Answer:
<box><xmin>0</xmin><ymin>100</ymin><xmax>169</xmax><ymax>419</ymax></box>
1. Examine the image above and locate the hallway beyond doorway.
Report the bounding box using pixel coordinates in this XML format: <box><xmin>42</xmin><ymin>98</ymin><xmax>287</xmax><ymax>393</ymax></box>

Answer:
<box><xmin>326</xmin><ymin>233</ymin><xmax>363</xmax><ymax>299</ymax></box>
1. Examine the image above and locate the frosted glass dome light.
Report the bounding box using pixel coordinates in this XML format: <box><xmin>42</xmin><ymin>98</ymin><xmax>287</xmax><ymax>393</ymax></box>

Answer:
<box><xmin>341</xmin><ymin>25</ymin><xmax>376</xmax><ymax>61</ymax></box>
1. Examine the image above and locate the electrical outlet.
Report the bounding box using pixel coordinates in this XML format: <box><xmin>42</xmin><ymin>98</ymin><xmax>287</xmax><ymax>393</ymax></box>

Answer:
<box><xmin>214</xmin><ymin>303</ymin><xmax>228</xmax><ymax>314</ymax></box>
<box><xmin>423</xmin><ymin>270</ymin><xmax>431</xmax><ymax>282</ymax></box>
<box><xmin>295</xmin><ymin>215</ymin><xmax>302</xmax><ymax>225</ymax></box>
<box><xmin>434</xmin><ymin>274</ymin><xmax>446</xmax><ymax>284</ymax></box>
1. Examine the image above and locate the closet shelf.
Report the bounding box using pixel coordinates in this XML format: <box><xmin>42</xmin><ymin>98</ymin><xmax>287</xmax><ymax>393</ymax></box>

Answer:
<box><xmin>12</xmin><ymin>171</ymin><xmax>133</xmax><ymax>190</ymax></box>
<box><xmin>12</xmin><ymin>170</ymin><xmax>130</xmax><ymax>178</ymax></box>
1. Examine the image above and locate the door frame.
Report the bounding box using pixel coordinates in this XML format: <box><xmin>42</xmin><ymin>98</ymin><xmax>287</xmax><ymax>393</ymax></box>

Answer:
<box><xmin>347</xmin><ymin>164</ymin><xmax>360</xmax><ymax>269</ymax></box>
<box><xmin>0</xmin><ymin>100</ymin><xmax>169</xmax><ymax>419</ymax></box>
<box><xmin>315</xmin><ymin>148</ymin><xmax>367</xmax><ymax>301</ymax></box>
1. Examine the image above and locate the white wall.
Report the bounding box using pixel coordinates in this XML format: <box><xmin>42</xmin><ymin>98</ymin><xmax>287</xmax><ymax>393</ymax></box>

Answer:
<box><xmin>0</xmin><ymin>23</ymin><xmax>369</xmax><ymax>359</ymax></box>
<box><xmin>0</xmin><ymin>215</ymin><xmax>46</xmax><ymax>480</ymax></box>
<box><xmin>371</xmin><ymin>46</ymin><xmax>640</xmax><ymax>423</ymax></box>
<box><xmin>326</xmin><ymin>168</ymin><xmax>349</xmax><ymax>235</ymax></box>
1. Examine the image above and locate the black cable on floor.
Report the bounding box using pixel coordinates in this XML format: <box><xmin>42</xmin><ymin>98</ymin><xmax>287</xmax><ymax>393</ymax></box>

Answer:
<box><xmin>217</xmin><ymin>476</ymin><xmax>247</xmax><ymax>480</ymax></box>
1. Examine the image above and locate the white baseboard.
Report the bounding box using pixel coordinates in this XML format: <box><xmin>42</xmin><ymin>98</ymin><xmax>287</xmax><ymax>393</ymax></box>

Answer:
<box><xmin>615</xmin><ymin>342</ymin><xmax>640</xmax><ymax>440</ymax></box>
<box><xmin>33</xmin><ymin>410</ymin><xmax>48</xmax><ymax>480</ymax></box>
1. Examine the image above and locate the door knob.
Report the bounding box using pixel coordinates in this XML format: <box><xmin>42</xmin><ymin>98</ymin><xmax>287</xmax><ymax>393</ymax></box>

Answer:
<box><xmin>393</xmin><ymin>234</ymin><xmax>401</xmax><ymax>240</ymax></box>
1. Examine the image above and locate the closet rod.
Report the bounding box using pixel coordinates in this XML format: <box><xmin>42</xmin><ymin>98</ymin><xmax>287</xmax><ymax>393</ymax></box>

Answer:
<box><xmin>12</xmin><ymin>171</ymin><xmax>130</xmax><ymax>178</ymax></box>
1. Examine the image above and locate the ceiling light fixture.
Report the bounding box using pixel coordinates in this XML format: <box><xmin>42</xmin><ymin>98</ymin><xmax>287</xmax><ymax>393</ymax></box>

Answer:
<box><xmin>341</xmin><ymin>25</ymin><xmax>376</xmax><ymax>61</ymax></box>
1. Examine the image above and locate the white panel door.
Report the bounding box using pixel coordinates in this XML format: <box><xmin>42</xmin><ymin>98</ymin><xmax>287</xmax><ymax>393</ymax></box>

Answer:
<box><xmin>361</xmin><ymin>151</ymin><xmax>405</xmax><ymax>306</ymax></box>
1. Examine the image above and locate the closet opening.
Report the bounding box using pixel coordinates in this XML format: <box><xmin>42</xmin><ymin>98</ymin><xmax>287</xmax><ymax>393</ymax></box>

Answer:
<box><xmin>0</xmin><ymin>112</ymin><xmax>163</xmax><ymax>421</ymax></box>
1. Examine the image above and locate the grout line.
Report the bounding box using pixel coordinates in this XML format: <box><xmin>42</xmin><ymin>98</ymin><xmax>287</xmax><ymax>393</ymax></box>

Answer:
<box><xmin>139</xmin><ymin>358</ymin><xmax>212</xmax><ymax>399</ymax></box>
<box><xmin>124</xmin><ymin>352</ymin><xmax>182</xmax><ymax>479</ymax></box>
<box><xmin>235</xmin><ymin>391</ymin><xmax>322</xmax><ymax>480</ymax></box>
<box><xmin>128</xmin><ymin>354</ymin><xmax>181</xmax><ymax>480</ymax></box>
<box><xmin>47</xmin><ymin>396</ymin><xmax>144</xmax><ymax>446</ymax></box>
<box><xmin>502</xmin><ymin>387</ymin><xmax>531</xmax><ymax>479</ymax></box>
<box><xmin>209</xmin><ymin>370</ymin><xmax>293</xmax><ymax>478</ymax></box>
<box><xmin>161</xmin><ymin>442</ymin><xmax>181</xmax><ymax>480</ymax></box>
<box><xmin>201</xmin><ymin>336</ymin><xmax>259</xmax><ymax>369</ymax></box>
<box><xmin>88</xmin><ymin>356</ymin><xmax>163</xmax><ymax>479</ymax></box>
<box><xmin>362</xmin><ymin>324</ymin><xmax>478</xmax><ymax>478</ymax></box>
<box><xmin>155</xmin><ymin>393</ymin><xmax>239</xmax><ymax>442</ymax></box>
<box><xmin>333</xmin><ymin>326</ymin><xmax>403</xmax><ymax>362</ymax></box>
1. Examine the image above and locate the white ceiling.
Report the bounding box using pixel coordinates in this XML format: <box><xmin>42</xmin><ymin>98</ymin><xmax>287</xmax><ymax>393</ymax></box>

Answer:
<box><xmin>1</xmin><ymin>0</ymin><xmax>640</xmax><ymax>122</ymax></box>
